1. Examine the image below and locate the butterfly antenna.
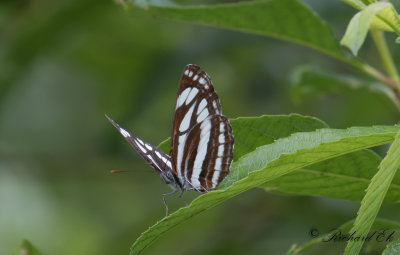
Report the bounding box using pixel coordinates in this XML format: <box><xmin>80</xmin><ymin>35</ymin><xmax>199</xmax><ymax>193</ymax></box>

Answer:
<box><xmin>110</xmin><ymin>170</ymin><xmax>132</xmax><ymax>174</ymax></box>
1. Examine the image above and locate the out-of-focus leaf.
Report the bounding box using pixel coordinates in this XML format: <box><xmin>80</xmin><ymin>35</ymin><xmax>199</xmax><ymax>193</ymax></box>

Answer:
<box><xmin>383</xmin><ymin>239</ymin><xmax>400</xmax><ymax>255</ymax></box>
<box><xmin>288</xmin><ymin>218</ymin><xmax>400</xmax><ymax>254</ymax></box>
<box><xmin>261</xmin><ymin>149</ymin><xmax>400</xmax><ymax>202</ymax></box>
<box><xmin>132</xmin><ymin>122</ymin><xmax>400</xmax><ymax>254</ymax></box>
<box><xmin>19</xmin><ymin>240</ymin><xmax>42</xmax><ymax>255</ymax></box>
<box><xmin>344</xmin><ymin>131</ymin><xmax>400</xmax><ymax>254</ymax></box>
<box><xmin>124</xmin><ymin>0</ymin><xmax>353</xmax><ymax>63</ymax></box>
<box><xmin>342</xmin><ymin>0</ymin><xmax>366</xmax><ymax>10</ymax></box>
<box><xmin>362</xmin><ymin>0</ymin><xmax>376</xmax><ymax>4</ymax></box>
<box><xmin>340</xmin><ymin>2</ymin><xmax>393</xmax><ymax>55</ymax></box>
<box><xmin>289</xmin><ymin>66</ymin><xmax>399</xmax><ymax>108</ymax></box>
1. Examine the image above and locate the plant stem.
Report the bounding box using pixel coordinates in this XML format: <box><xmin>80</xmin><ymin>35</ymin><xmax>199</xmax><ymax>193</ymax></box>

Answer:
<box><xmin>360</xmin><ymin>64</ymin><xmax>398</xmax><ymax>89</ymax></box>
<box><xmin>330</xmin><ymin>53</ymin><xmax>397</xmax><ymax>90</ymax></box>
<box><xmin>371</xmin><ymin>30</ymin><xmax>400</xmax><ymax>91</ymax></box>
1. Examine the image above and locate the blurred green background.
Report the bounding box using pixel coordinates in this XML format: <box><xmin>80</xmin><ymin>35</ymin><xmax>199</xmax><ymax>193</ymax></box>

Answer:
<box><xmin>1</xmin><ymin>0</ymin><xmax>400</xmax><ymax>254</ymax></box>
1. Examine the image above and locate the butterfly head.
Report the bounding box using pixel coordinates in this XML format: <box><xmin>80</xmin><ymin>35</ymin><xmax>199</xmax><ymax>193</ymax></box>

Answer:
<box><xmin>159</xmin><ymin>169</ymin><xmax>182</xmax><ymax>192</ymax></box>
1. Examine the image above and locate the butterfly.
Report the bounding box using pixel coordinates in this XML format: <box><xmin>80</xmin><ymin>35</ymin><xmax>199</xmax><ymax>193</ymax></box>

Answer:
<box><xmin>106</xmin><ymin>64</ymin><xmax>234</xmax><ymax>215</ymax></box>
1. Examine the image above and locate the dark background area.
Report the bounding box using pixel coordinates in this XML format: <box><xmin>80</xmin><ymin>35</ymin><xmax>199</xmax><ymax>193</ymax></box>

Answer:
<box><xmin>1</xmin><ymin>0</ymin><xmax>400</xmax><ymax>254</ymax></box>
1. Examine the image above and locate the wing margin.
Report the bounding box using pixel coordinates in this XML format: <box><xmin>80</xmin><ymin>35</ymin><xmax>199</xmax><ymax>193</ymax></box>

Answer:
<box><xmin>106</xmin><ymin>114</ymin><xmax>172</xmax><ymax>174</ymax></box>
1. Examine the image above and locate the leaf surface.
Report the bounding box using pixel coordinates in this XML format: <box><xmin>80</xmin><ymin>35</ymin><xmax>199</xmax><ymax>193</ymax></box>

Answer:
<box><xmin>344</xmin><ymin>131</ymin><xmax>400</xmax><ymax>254</ymax></box>
<box><xmin>133</xmin><ymin>122</ymin><xmax>400</xmax><ymax>254</ymax></box>
<box><xmin>261</xmin><ymin>149</ymin><xmax>400</xmax><ymax>203</ymax></box>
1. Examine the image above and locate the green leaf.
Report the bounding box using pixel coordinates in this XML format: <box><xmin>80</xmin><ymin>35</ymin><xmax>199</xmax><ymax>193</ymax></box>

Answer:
<box><xmin>132</xmin><ymin>124</ymin><xmax>400</xmax><ymax>255</ymax></box>
<box><xmin>158</xmin><ymin>114</ymin><xmax>328</xmax><ymax>159</ymax></box>
<box><xmin>288</xmin><ymin>218</ymin><xmax>400</xmax><ymax>254</ymax></box>
<box><xmin>344</xmin><ymin>131</ymin><xmax>400</xmax><ymax>255</ymax></box>
<box><xmin>261</xmin><ymin>149</ymin><xmax>400</xmax><ymax>202</ymax></box>
<box><xmin>124</xmin><ymin>0</ymin><xmax>392</xmax><ymax>86</ymax></box>
<box><xmin>19</xmin><ymin>239</ymin><xmax>42</xmax><ymax>255</ymax></box>
<box><xmin>289</xmin><ymin>65</ymin><xmax>399</xmax><ymax>107</ymax></box>
<box><xmin>157</xmin><ymin>138</ymin><xmax>170</xmax><ymax>154</ymax></box>
<box><xmin>370</xmin><ymin>4</ymin><xmax>400</xmax><ymax>33</ymax></box>
<box><xmin>383</xmin><ymin>239</ymin><xmax>400</xmax><ymax>255</ymax></box>
<box><xmin>340</xmin><ymin>2</ymin><xmax>393</xmax><ymax>56</ymax></box>
<box><xmin>341</xmin><ymin>0</ymin><xmax>400</xmax><ymax>33</ymax></box>
<box><xmin>124</xmin><ymin>0</ymin><xmax>347</xmax><ymax>61</ymax></box>
<box><xmin>230</xmin><ymin>115</ymin><xmax>327</xmax><ymax>160</ymax></box>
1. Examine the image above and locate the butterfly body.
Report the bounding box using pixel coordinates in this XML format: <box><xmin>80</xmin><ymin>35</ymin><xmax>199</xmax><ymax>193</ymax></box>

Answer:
<box><xmin>107</xmin><ymin>64</ymin><xmax>234</xmax><ymax>214</ymax></box>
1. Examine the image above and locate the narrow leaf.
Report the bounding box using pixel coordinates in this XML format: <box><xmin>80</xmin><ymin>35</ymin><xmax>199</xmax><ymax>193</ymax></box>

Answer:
<box><xmin>289</xmin><ymin>218</ymin><xmax>400</xmax><ymax>255</ymax></box>
<box><xmin>132</xmin><ymin>124</ymin><xmax>400</xmax><ymax>254</ymax></box>
<box><xmin>344</xmin><ymin>131</ymin><xmax>400</xmax><ymax>254</ymax></box>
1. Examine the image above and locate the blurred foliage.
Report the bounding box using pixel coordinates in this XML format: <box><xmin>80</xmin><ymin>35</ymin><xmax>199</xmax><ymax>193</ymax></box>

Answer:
<box><xmin>19</xmin><ymin>239</ymin><xmax>42</xmax><ymax>255</ymax></box>
<box><xmin>1</xmin><ymin>0</ymin><xmax>400</xmax><ymax>255</ymax></box>
<box><xmin>383</xmin><ymin>239</ymin><xmax>400</xmax><ymax>255</ymax></box>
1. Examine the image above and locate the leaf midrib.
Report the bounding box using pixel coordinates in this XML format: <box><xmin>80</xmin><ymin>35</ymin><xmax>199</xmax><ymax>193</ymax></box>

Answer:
<box><xmin>282</xmin><ymin>168</ymin><xmax>400</xmax><ymax>190</ymax></box>
<box><xmin>222</xmin><ymin>129</ymin><xmax>397</xmax><ymax>189</ymax></box>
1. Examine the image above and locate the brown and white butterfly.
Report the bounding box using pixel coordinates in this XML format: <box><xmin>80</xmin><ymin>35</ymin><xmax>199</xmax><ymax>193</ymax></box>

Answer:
<box><xmin>106</xmin><ymin>64</ymin><xmax>234</xmax><ymax>215</ymax></box>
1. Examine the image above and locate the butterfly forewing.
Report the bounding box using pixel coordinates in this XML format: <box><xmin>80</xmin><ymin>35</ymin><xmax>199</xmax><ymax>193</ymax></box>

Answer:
<box><xmin>170</xmin><ymin>64</ymin><xmax>234</xmax><ymax>191</ymax></box>
<box><xmin>106</xmin><ymin>115</ymin><xmax>172</xmax><ymax>174</ymax></box>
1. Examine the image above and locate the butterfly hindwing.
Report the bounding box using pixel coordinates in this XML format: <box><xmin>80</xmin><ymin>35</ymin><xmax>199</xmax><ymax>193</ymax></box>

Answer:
<box><xmin>106</xmin><ymin>115</ymin><xmax>172</xmax><ymax>174</ymax></box>
<box><xmin>183</xmin><ymin>115</ymin><xmax>234</xmax><ymax>191</ymax></box>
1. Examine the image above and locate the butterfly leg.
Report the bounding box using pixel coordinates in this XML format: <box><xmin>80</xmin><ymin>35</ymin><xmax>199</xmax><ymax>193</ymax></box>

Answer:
<box><xmin>162</xmin><ymin>189</ymin><xmax>179</xmax><ymax>216</ymax></box>
<box><xmin>178</xmin><ymin>189</ymin><xmax>188</xmax><ymax>206</ymax></box>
